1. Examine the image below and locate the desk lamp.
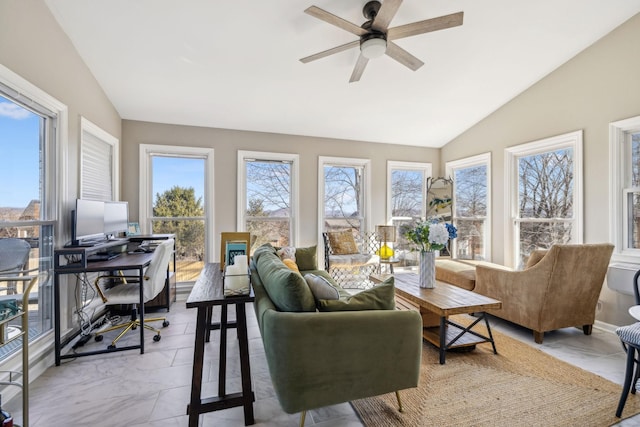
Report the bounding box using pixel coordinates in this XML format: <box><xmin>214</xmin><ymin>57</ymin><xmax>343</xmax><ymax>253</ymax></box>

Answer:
<box><xmin>376</xmin><ymin>225</ymin><xmax>396</xmax><ymax>260</ymax></box>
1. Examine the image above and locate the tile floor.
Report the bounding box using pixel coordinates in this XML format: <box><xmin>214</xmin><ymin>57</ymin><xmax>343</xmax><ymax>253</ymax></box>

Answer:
<box><xmin>7</xmin><ymin>295</ymin><xmax>640</xmax><ymax>426</ymax></box>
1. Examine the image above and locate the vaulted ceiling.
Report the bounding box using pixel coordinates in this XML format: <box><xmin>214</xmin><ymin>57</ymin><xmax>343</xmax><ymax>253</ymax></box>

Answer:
<box><xmin>45</xmin><ymin>1</ymin><xmax>640</xmax><ymax>147</ymax></box>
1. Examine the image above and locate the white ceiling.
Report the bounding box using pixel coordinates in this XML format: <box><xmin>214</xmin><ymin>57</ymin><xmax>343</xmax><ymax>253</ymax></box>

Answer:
<box><xmin>45</xmin><ymin>1</ymin><xmax>640</xmax><ymax>148</ymax></box>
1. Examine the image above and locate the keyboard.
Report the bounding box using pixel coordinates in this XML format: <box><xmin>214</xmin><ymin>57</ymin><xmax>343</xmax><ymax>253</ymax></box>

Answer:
<box><xmin>87</xmin><ymin>253</ymin><xmax>121</xmax><ymax>262</ymax></box>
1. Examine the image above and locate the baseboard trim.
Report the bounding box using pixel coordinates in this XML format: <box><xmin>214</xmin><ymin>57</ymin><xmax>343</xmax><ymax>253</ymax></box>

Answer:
<box><xmin>594</xmin><ymin>319</ymin><xmax>618</xmax><ymax>334</ymax></box>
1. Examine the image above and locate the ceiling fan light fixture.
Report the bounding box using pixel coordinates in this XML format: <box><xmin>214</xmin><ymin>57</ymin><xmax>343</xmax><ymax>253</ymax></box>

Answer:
<box><xmin>360</xmin><ymin>37</ymin><xmax>387</xmax><ymax>59</ymax></box>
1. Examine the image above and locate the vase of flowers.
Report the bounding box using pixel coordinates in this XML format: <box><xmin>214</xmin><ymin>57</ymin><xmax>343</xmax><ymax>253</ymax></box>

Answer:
<box><xmin>404</xmin><ymin>220</ymin><xmax>457</xmax><ymax>288</ymax></box>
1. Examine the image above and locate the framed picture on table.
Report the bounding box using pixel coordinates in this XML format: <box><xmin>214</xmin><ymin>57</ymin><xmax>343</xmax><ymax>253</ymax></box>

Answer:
<box><xmin>220</xmin><ymin>232</ymin><xmax>251</xmax><ymax>270</ymax></box>
<box><xmin>127</xmin><ymin>222</ymin><xmax>141</xmax><ymax>236</ymax></box>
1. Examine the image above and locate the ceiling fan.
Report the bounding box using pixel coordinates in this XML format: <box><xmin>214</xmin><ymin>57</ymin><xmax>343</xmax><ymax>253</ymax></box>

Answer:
<box><xmin>300</xmin><ymin>0</ymin><xmax>463</xmax><ymax>82</ymax></box>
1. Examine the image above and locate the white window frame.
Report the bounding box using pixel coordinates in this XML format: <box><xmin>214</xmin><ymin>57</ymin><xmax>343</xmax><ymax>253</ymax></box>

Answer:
<box><xmin>0</xmin><ymin>63</ymin><xmax>68</xmax><ymax>381</ymax></box>
<box><xmin>446</xmin><ymin>152</ymin><xmax>492</xmax><ymax>261</ymax></box>
<box><xmin>139</xmin><ymin>144</ymin><xmax>215</xmax><ymax>262</ymax></box>
<box><xmin>386</xmin><ymin>161</ymin><xmax>432</xmax><ymax>224</ymax></box>
<box><xmin>318</xmin><ymin>156</ymin><xmax>371</xmax><ymax>253</ymax></box>
<box><xmin>237</xmin><ymin>150</ymin><xmax>300</xmax><ymax>246</ymax></box>
<box><xmin>80</xmin><ymin>116</ymin><xmax>119</xmax><ymax>201</ymax></box>
<box><xmin>610</xmin><ymin>115</ymin><xmax>640</xmax><ymax>263</ymax></box>
<box><xmin>504</xmin><ymin>130</ymin><xmax>583</xmax><ymax>268</ymax></box>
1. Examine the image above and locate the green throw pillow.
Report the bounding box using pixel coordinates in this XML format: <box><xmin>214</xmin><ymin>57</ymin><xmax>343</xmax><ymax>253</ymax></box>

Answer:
<box><xmin>255</xmin><ymin>248</ymin><xmax>316</xmax><ymax>312</ymax></box>
<box><xmin>293</xmin><ymin>245</ymin><xmax>317</xmax><ymax>271</ymax></box>
<box><xmin>318</xmin><ymin>276</ymin><xmax>396</xmax><ymax>311</ymax></box>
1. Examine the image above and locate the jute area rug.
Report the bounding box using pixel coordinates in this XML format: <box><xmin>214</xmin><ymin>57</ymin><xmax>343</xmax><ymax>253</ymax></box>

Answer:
<box><xmin>351</xmin><ymin>316</ymin><xmax>640</xmax><ymax>427</ymax></box>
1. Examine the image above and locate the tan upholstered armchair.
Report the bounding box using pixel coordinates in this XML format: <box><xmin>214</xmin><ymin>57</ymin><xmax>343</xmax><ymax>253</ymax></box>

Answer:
<box><xmin>474</xmin><ymin>244</ymin><xmax>614</xmax><ymax>344</ymax></box>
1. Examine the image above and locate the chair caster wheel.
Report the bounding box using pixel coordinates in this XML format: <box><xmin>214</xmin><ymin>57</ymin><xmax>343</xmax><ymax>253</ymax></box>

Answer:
<box><xmin>153</xmin><ymin>334</ymin><xmax>161</xmax><ymax>342</ymax></box>
<box><xmin>132</xmin><ymin>325</ymin><xmax>137</xmax><ymax>330</ymax></box>
<box><xmin>95</xmin><ymin>335</ymin><xmax>104</xmax><ymax>342</ymax></box>
<box><xmin>162</xmin><ymin>320</ymin><xmax>170</xmax><ymax>327</ymax></box>
<box><xmin>107</xmin><ymin>344</ymin><xmax>116</xmax><ymax>350</ymax></box>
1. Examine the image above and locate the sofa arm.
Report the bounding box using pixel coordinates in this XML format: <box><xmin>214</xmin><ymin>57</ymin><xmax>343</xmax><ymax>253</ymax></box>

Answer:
<box><xmin>260</xmin><ymin>308</ymin><xmax>422</xmax><ymax>414</ymax></box>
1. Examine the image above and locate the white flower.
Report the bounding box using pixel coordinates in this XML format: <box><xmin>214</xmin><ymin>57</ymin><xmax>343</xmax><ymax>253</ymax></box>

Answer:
<box><xmin>428</xmin><ymin>223</ymin><xmax>449</xmax><ymax>246</ymax></box>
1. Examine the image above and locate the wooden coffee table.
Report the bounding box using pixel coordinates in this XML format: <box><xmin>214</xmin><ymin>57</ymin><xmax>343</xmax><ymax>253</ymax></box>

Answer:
<box><xmin>371</xmin><ymin>272</ymin><xmax>502</xmax><ymax>364</ymax></box>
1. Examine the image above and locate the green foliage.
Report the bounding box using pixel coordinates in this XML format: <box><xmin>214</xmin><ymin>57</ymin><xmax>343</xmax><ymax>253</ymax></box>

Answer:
<box><xmin>153</xmin><ymin>186</ymin><xmax>205</xmax><ymax>261</ymax></box>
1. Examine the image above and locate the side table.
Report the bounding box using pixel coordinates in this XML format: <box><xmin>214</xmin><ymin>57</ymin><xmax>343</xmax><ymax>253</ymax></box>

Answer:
<box><xmin>186</xmin><ymin>263</ymin><xmax>255</xmax><ymax>426</ymax></box>
<box><xmin>379</xmin><ymin>258</ymin><xmax>400</xmax><ymax>274</ymax></box>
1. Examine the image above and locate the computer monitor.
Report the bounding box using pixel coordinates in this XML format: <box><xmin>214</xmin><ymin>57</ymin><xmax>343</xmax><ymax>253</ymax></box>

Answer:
<box><xmin>103</xmin><ymin>201</ymin><xmax>129</xmax><ymax>239</ymax></box>
<box><xmin>73</xmin><ymin>199</ymin><xmax>105</xmax><ymax>245</ymax></box>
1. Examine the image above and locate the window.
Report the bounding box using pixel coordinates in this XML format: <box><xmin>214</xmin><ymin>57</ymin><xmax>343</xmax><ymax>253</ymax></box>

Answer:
<box><xmin>610</xmin><ymin>115</ymin><xmax>640</xmax><ymax>262</ymax></box>
<box><xmin>0</xmin><ymin>64</ymin><xmax>67</xmax><ymax>361</ymax></box>
<box><xmin>387</xmin><ymin>161</ymin><xmax>431</xmax><ymax>267</ymax></box>
<box><xmin>505</xmin><ymin>131</ymin><xmax>583</xmax><ymax>268</ymax></box>
<box><xmin>140</xmin><ymin>145</ymin><xmax>214</xmax><ymax>283</ymax></box>
<box><xmin>80</xmin><ymin>117</ymin><xmax>119</xmax><ymax>201</ymax></box>
<box><xmin>446</xmin><ymin>153</ymin><xmax>491</xmax><ymax>261</ymax></box>
<box><xmin>237</xmin><ymin>151</ymin><xmax>299</xmax><ymax>251</ymax></box>
<box><xmin>319</xmin><ymin>157</ymin><xmax>371</xmax><ymax>235</ymax></box>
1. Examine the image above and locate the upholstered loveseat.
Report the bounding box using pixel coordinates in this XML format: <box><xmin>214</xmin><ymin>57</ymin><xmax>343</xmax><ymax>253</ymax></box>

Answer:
<box><xmin>250</xmin><ymin>243</ymin><xmax>422</xmax><ymax>424</ymax></box>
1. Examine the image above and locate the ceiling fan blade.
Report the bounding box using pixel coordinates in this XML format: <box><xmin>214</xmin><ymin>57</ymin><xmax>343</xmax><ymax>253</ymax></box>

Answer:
<box><xmin>300</xmin><ymin>40</ymin><xmax>360</xmax><ymax>63</ymax></box>
<box><xmin>385</xmin><ymin>42</ymin><xmax>424</xmax><ymax>71</ymax></box>
<box><xmin>388</xmin><ymin>11</ymin><xmax>463</xmax><ymax>40</ymax></box>
<box><xmin>371</xmin><ymin>0</ymin><xmax>403</xmax><ymax>32</ymax></box>
<box><xmin>305</xmin><ymin>6</ymin><xmax>368</xmax><ymax>36</ymax></box>
<box><xmin>349</xmin><ymin>54</ymin><xmax>369</xmax><ymax>83</ymax></box>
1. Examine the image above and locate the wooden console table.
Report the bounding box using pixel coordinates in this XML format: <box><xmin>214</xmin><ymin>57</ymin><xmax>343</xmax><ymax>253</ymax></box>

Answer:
<box><xmin>371</xmin><ymin>272</ymin><xmax>501</xmax><ymax>364</ymax></box>
<box><xmin>186</xmin><ymin>263</ymin><xmax>255</xmax><ymax>426</ymax></box>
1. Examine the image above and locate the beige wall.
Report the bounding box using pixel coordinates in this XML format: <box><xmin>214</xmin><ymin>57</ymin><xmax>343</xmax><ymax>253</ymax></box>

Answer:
<box><xmin>122</xmin><ymin>120</ymin><xmax>438</xmax><ymax>252</ymax></box>
<box><xmin>441</xmin><ymin>13</ymin><xmax>640</xmax><ymax>326</ymax></box>
<box><xmin>0</xmin><ymin>0</ymin><xmax>121</xmax><ymax>214</ymax></box>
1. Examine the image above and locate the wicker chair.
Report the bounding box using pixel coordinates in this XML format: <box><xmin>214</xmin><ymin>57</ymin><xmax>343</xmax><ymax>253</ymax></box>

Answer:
<box><xmin>322</xmin><ymin>231</ymin><xmax>380</xmax><ymax>289</ymax></box>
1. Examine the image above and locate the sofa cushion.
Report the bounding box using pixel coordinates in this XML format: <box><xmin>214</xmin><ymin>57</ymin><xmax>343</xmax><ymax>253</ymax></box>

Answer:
<box><xmin>276</xmin><ymin>246</ymin><xmax>297</xmax><ymax>262</ymax></box>
<box><xmin>304</xmin><ymin>273</ymin><xmax>340</xmax><ymax>301</ymax></box>
<box><xmin>327</xmin><ymin>231</ymin><xmax>358</xmax><ymax>255</ymax></box>
<box><xmin>525</xmin><ymin>250</ymin><xmax>548</xmax><ymax>269</ymax></box>
<box><xmin>328</xmin><ymin>253</ymin><xmax>379</xmax><ymax>267</ymax></box>
<box><xmin>295</xmin><ymin>245</ymin><xmax>317</xmax><ymax>271</ymax></box>
<box><xmin>318</xmin><ymin>276</ymin><xmax>396</xmax><ymax>311</ymax></box>
<box><xmin>282</xmin><ymin>258</ymin><xmax>300</xmax><ymax>272</ymax></box>
<box><xmin>435</xmin><ymin>259</ymin><xmax>477</xmax><ymax>291</ymax></box>
<box><xmin>255</xmin><ymin>246</ymin><xmax>316</xmax><ymax>312</ymax></box>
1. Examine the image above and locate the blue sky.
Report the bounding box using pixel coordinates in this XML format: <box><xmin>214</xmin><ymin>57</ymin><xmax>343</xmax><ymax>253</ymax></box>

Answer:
<box><xmin>1</xmin><ymin>94</ymin><xmax>205</xmax><ymax>210</ymax></box>
<box><xmin>0</xmin><ymin>96</ymin><xmax>40</xmax><ymax>208</ymax></box>
<box><xmin>152</xmin><ymin>156</ymin><xmax>205</xmax><ymax>203</ymax></box>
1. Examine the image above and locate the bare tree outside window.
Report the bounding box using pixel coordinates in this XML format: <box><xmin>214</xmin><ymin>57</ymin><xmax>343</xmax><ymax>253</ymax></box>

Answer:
<box><xmin>454</xmin><ymin>165</ymin><xmax>487</xmax><ymax>260</ymax></box>
<box><xmin>324</xmin><ymin>165</ymin><xmax>363</xmax><ymax>233</ymax></box>
<box><xmin>390</xmin><ymin>169</ymin><xmax>425</xmax><ymax>267</ymax></box>
<box><xmin>245</xmin><ymin>160</ymin><xmax>291</xmax><ymax>250</ymax></box>
<box><xmin>517</xmin><ymin>148</ymin><xmax>573</xmax><ymax>267</ymax></box>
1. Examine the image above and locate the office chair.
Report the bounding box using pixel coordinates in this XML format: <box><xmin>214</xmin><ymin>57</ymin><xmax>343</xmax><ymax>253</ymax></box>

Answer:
<box><xmin>93</xmin><ymin>238</ymin><xmax>173</xmax><ymax>349</ymax></box>
<box><xmin>0</xmin><ymin>238</ymin><xmax>32</xmax><ymax>294</ymax></box>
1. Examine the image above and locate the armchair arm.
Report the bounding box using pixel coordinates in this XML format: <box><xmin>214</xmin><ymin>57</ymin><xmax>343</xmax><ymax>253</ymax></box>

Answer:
<box><xmin>260</xmin><ymin>308</ymin><xmax>422</xmax><ymax>414</ymax></box>
<box><xmin>475</xmin><ymin>265</ymin><xmax>550</xmax><ymax>305</ymax></box>
<box><xmin>475</xmin><ymin>261</ymin><xmax>553</xmax><ymax>329</ymax></box>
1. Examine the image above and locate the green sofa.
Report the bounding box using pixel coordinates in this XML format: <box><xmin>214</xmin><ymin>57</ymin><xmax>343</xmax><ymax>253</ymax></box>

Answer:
<box><xmin>250</xmin><ymin>243</ymin><xmax>422</xmax><ymax>423</ymax></box>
